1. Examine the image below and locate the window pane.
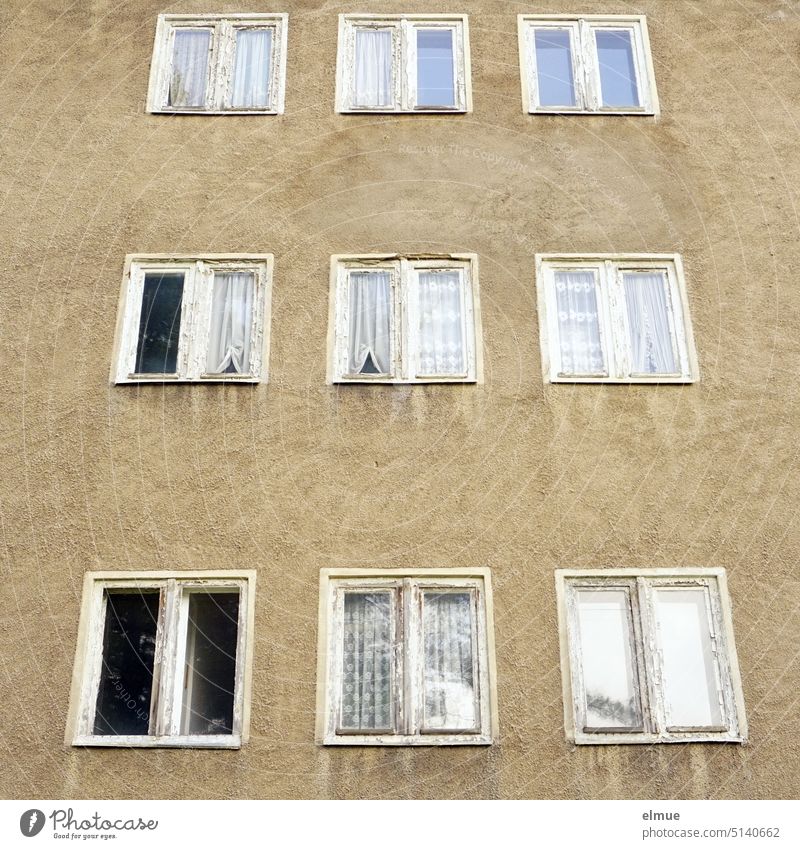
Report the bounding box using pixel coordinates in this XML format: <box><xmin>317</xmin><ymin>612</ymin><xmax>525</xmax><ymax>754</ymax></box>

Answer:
<box><xmin>135</xmin><ymin>272</ymin><xmax>184</xmax><ymax>374</ymax></box>
<box><xmin>418</xmin><ymin>271</ymin><xmax>465</xmax><ymax>375</ymax></box>
<box><xmin>347</xmin><ymin>270</ymin><xmax>392</xmax><ymax>375</ymax></box>
<box><xmin>576</xmin><ymin>590</ymin><xmax>642</xmax><ymax>729</ymax></box>
<box><xmin>653</xmin><ymin>589</ymin><xmax>724</xmax><ymax>728</ymax></box>
<box><xmin>206</xmin><ymin>272</ymin><xmax>255</xmax><ymax>374</ymax></box>
<box><xmin>422</xmin><ymin>591</ymin><xmax>477</xmax><ymax>731</ymax></box>
<box><xmin>340</xmin><ymin>593</ymin><xmax>394</xmax><ymax>731</ymax></box>
<box><xmin>534</xmin><ymin>29</ymin><xmax>576</xmax><ymax>107</ymax></box>
<box><xmin>180</xmin><ymin>591</ymin><xmax>240</xmax><ymax>735</ymax></box>
<box><xmin>416</xmin><ymin>29</ymin><xmax>455</xmax><ymax>107</ymax></box>
<box><xmin>354</xmin><ymin>29</ymin><xmax>393</xmax><ymax>107</ymax></box>
<box><xmin>622</xmin><ymin>272</ymin><xmax>678</xmax><ymax>374</ymax></box>
<box><xmin>94</xmin><ymin>591</ymin><xmax>160</xmax><ymax>735</ymax></box>
<box><xmin>595</xmin><ymin>29</ymin><xmax>640</xmax><ymax>107</ymax></box>
<box><xmin>168</xmin><ymin>29</ymin><xmax>211</xmax><ymax>108</ymax></box>
<box><xmin>232</xmin><ymin>28</ymin><xmax>273</xmax><ymax>108</ymax></box>
<box><xmin>554</xmin><ymin>270</ymin><xmax>605</xmax><ymax>375</ymax></box>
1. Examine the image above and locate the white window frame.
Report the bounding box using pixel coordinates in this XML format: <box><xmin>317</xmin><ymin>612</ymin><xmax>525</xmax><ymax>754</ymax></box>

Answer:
<box><xmin>112</xmin><ymin>254</ymin><xmax>273</xmax><ymax>384</ymax></box>
<box><xmin>555</xmin><ymin>568</ymin><xmax>747</xmax><ymax>745</ymax></box>
<box><xmin>146</xmin><ymin>14</ymin><xmax>288</xmax><ymax>114</ymax></box>
<box><xmin>336</xmin><ymin>14</ymin><xmax>472</xmax><ymax>113</ymax></box>
<box><xmin>518</xmin><ymin>15</ymin><xmax>659</xmax><ymax>116</ymax></box>
<box><xmin>327</xmin><ymin>253</ymin><xmax>482</xmax><ymax>384</ymax></box>
<box><xmin>316</xmin><ymin>568</ymin><xmax>497</xmax><ymax>746</ymax></box>
<box><xmin>66</xmin><ymin>570</ymin><xmax>256</xmax><ymax>749</ymax></box>
<box><xmin>536</xmin><ymin>253</ymin><xmax>699</xmax><ymax>384</ymax></box>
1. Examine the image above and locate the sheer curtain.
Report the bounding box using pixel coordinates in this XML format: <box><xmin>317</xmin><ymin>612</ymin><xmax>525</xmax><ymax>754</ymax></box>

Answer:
<box><xmin>354</xmin><ymin>28</ymin><xmax>393</xmax><ymax>107</ymax></box>
<box><xmin>232</xmin><ymin>28</ymin><xmax>273</xmax><ymax>108</ymax></box>
<box><xmin>340</xmin><ymin>593</ymin><xmax>393</xmax><ymax>731</ymax></box>
<box><xmin>206</xmin><ymin>272</ymin><xmax>255</xmax><ymax>374</ymax></box>
<box><xmin>622</xmin><ymin>272</ymin><xmax>677</xmax><ymax>374</ymax></box>
<box><xmin>423</xmin><ymin>592</ymin><xmax>476</xmax><ymax>730</ymax></box>
<box><xmin>554</xmin><ymin>270</ymin><xmax>605</xmax><ymax>375</ymax></box>
<box><xmin>168</xmin><ymin>29</ymin><xmax>211</xmax><ymax>108</ymax></box>
<box><xmin>347</xmin><ymin>271</ymin><xmax>392</xmax><ymax>374</ymax></box>
<box><xmin>418</xmin><ymin>271</ymin><xmax>465</xmax><ymax>375</ymax></box>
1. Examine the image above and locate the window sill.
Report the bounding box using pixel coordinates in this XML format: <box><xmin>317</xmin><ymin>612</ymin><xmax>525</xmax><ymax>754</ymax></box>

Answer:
<box><xmin>322</xmin><ymin>734</ymin><xmax>492</xmax><ymax>746</ymax></box>
<box><xmin>548</xmin><ymin>376</ymin><xmax>697</xmax><ymax>385</ymax></box>
<box><xmin>72</xmin><ymin>734</ymin><xmax>242</xmax><ymax>749</ymax></box>
<box><xmin>148</xmin><ymin>108</ymin><xmax>281</xmax><ymax>116</ymax></box>
<box><xmin>572</xmin><ymin>733</ymin><xmax>745</xmax><ymax>746</ymax></box>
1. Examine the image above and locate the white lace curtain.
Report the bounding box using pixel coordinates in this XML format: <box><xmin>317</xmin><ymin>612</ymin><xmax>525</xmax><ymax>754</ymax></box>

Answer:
<box><xmin>341</xmin><ymin>593</ymin><xmax>393</xmax><ymax>730</ymax></box>
<box><xmin>554</xmin><ymin>270</ymin><xmax>605</xmax><ymax>375</ymax></box>
<box><xmin>354</xmin><ymin>28</ymin><xmax>393</xmax><ymax>107</ymax></box>
<box><xmin>347</xmin><ymin>271</ymin><xmax>392</xmax><ymax>374</ymax></box>
<box><xmin>232</xmin><ymin>28</ymin><xmax>273</xmax><ymax>108</ymax></box>
<box><xmin>418</xmin><ymin>271</ymin><xmax>465</xmax><ymax>375</ymax></box>
<box><xmin>169</xmin><ymin>29</ymin><xmax>211</xmax><ymax>107</ymax></box>
<box><xmin>206</xmin><ymin>272</ymin><xmax>255</xmax><ymax>374</ymax></box>
<box><xmin>423</xmin><ymin>592</ymin><xmax>476</xmax><ymax>730</ymax></box>
<box><xmin>623</xmin><ymin>272</ymin><xmax>677</xmax><ymax>374</ymax></box>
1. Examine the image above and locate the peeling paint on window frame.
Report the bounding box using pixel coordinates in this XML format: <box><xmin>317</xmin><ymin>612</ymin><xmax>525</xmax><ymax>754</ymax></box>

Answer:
<box><xmin>555</xmin><ymin>568</ymin><xmax>748</xmax><ymax>746</ymax></box>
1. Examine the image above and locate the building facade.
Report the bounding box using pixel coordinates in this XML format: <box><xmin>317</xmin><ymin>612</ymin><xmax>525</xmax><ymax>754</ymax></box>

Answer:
<box><xmin>1</xmin><ymin>0</ymin><xmax>799</xmax><ymax>799</ymax></box>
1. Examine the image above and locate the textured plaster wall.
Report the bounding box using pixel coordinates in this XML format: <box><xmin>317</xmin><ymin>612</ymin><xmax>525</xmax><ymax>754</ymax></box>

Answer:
<box><xmin>1</xmin><ymin>0</ymin><xmax>799</xmax><ymax>799</ymax></box>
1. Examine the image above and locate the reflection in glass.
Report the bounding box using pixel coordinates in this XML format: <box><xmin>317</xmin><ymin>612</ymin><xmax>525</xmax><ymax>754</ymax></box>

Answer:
<box><xmin>576</xmin><ymin>590</ymin><xmax>642</xmax><ymax>729</ymax></box>
<box><xmin>94</xmin><ymin>592</ymin><xmax>160</xmax><ymax>735</ymax></box>
<box><xmin>654</xmin><ymin>589</ymin><xmax>724</xmax><ymax>728</ymax></box>
<box><xmin>534</xmin><ymin>29</ymin><xmax>576</xmax><ymax>107</ymax></box>
<box><xmin>416</xmin><ymin>29</ymin><xmax>455</xmax><ymax>107</ymax></box>
<box><xmin>340</xmin><ymin>593</ymin><xmax>393</xmax><ymax>730</ymax></box>
<box><xmin>135</xmin><ymin>272</ymin><xmax>184</xmax><ymax>373</ymax></box>
<box><xmin>422</xmin><ymin>592</ymin><xmax>476</xmax><ymax>730</ymax></box>
<box><xmin>180</xmin><ymin>591</ymin><xmax>240</xmax><ymax>735</ymax></box>
<box><xmin>595</xmin><ymin>30</ymin><xmax>639</xmax><ymax>107</ymax></box>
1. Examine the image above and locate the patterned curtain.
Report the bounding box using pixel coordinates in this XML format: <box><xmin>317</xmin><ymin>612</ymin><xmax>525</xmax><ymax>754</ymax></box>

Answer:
<box><xmin>554</xmin><ymin>269</ymin><xmax>605</xmax><ymax>375</ymax></box>
<box><xmin>418</xmin><ymin>271</ymin><xmax>465</xmax><ymax>376</ymax></box>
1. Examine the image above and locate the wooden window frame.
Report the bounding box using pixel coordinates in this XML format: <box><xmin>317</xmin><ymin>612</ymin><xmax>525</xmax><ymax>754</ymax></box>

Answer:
<box><xmin>335</xmin><ymin>14</ymin><xmax>472</xmax><ymax>113</ymax></box>
<box><xmin>316</xmin><ymin>568</ymin><xmax>498</xmax><ymax>746</ymax></box>
<box><xmin>111</xmin><ymin>254</ymin><xmax>273</xmax><ymax>384</ymax></box>
<box><xmin>535</xmin><ymin>253</ymin><xmax>699</xmax><ymax>384</ymax></box>
<box><xmin>65</xmin><ymin>570</ymin><xmax>257</xmax><ymax>749</ymax></box>
<box><xmin>327</xmin><ymin>253</ymin><xmax>483</xmax><ymax>384</ymax></box>
<box><xmin>146</xmin><ymin>13</ymin><xmax>288</xmax><ymax>115</ymax></box>
<box><xmin>555</xmin><ymin>568</ymin><xmax>748</xmax><ymax>746</ymax></box>
<box><xmin>518</xmin><ymin>14</ymin><xmax>659</xmax><ymax>116</ymax></box>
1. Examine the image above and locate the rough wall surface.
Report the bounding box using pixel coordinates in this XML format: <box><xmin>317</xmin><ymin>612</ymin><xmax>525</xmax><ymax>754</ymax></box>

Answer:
<box><xmin>1</xmin><ymin>0</ymin><xmax>799</xmax><ymax>799</ymax></box>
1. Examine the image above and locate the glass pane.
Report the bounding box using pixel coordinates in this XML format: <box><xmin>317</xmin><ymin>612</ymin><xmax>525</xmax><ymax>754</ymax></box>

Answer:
<box><xmin>347</xmin><ymin>270</ymin><xmax>392</xmax><ymax>375</ymax></box>
<box><xmin>418</xmin><ymin>271</ymin><xmax>465</xmax><ymax>375</ymax></box>
<box><xmin>206</xmin><ymin>272</ymin><xmax>255</xmax><ymax>374</ymax></box>
<box><xmin>416</xmin><ymin>29</ymin><xmax>455</xmax><ymax>107</ymax></box>
<box><xmin>576</xmin><ymin>590</ymin><xmax>642</xmax><ymax>729</ymax></box>
<box><xmin>168</xmin><ymin>29</ymin><xmax>211</xmax><ymax>108</ymax></box>
<box><xmin>94</xmin><ymin>591</ymin><xmax>160</xmax><ymax>735</ymax></box>
<box><xmin>135</xmin><ymin>272</ymin><xmax>184</xmax><ymax>374</ymax></box>
<box><xmin>622</xmin><ymin>272</ymin><xmax>678</xmax><ymax>374</ymax></box>
<box><xmin>181</xmin><ymin>591</ymin><xmax>240</xmax><ymax>735</ymax></box>
<box><xmin>654</xmin><ymin>589</ymin><xmax>724</xmax><ymax>728</ymax></box>
<box><xmin>354</xmin><ymin>28</ymin><xmax>393</xmax><ymax>107</ymax></box>
<box><xmin>534</xmin><ymin>29</ymin><xmax>576</xmax><ymax>107</ymax></box>
<box><xmin>554</xmin><ymin>270</ymin><xmax>605</xmax><ymax>375</ymax></box>
<box><xmin>422</xmin><ymin>592</ymin><xmax>477</xmax><ymax>731</ymax></box>
<box><xmin>595</xmin><ymin>29</ymin><xmax>640</xmax><ymax>107</ymax></box>
<box><xmin>340</xmin><ymin>593</ymin><xmax>393</xmax><ymax>731</ymax></box>
<box><xmin>232</xmin><ymin>29</ymin><xmax>273</xmax><ymax>108</ymax></box>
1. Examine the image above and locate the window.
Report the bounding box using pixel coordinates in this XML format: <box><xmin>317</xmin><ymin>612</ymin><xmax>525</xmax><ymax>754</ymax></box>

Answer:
<box><xmin>146</xmin><ymin>14</ymin><xmax>288</xmax><ymax>114</ymax></box>
<box><xmin>536</xmin><ymin>254</ymin><xmax>698</xmax><ymax>383</ymax></box>
<box><xmin>317</xmin><ymin>569</ymin><xmax>497</xmax><ymax>745</ymax></box>
<box><xmin>336</xmin><ymin>14</ymin><xmax>471</xmax><ymax>113</ymax></box>
<box><xmin>66</xmin><ymin>571</ymin><xmax>256</xmax><ymax>748</ymax></box>
<box><xmin>518</xmin><ymin>15</ymin><xmax>658</xmax><ymax>115</ymax></box>
<box><xmin>556</xmin><ymin>569</ymin><xmax>747</xmax><ymax>745</ymax></box>
<box><xmin>113</xmin><ymin>255</ymin><xmax>272</xmax><ymax>383</ymax></box>
<box><xmin>327</xmin><ymin>254</ymin><xmax>482</xmax><ymax>383</ymax></box>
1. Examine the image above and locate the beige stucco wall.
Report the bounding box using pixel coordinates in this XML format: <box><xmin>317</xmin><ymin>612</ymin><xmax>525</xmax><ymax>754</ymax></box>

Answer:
<box><xmin>1</xmin><ymin>0</ymin><xmax>799</xmax><ymax>799</ymax></box>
